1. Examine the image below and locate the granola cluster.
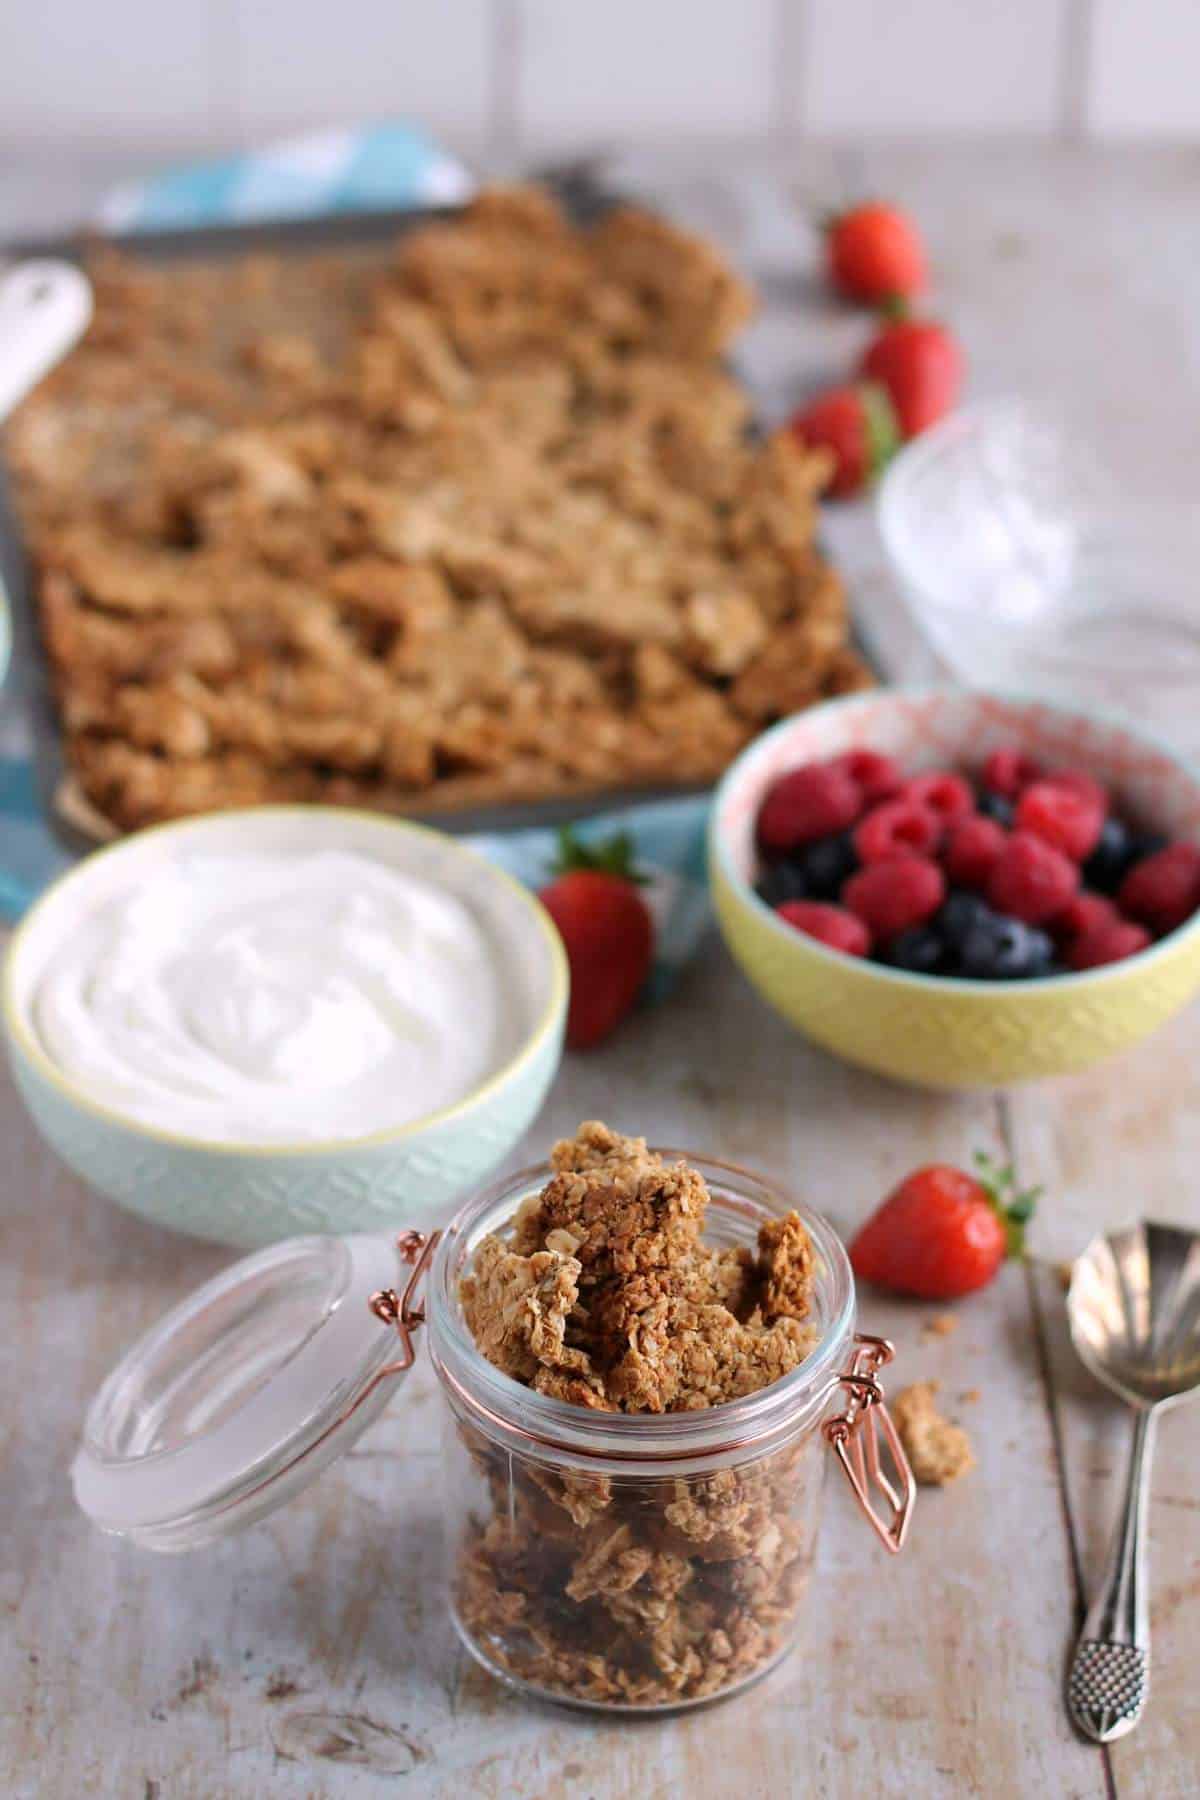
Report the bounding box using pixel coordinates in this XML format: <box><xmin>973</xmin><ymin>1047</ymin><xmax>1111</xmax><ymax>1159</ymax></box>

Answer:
<box><xmin>455</xmin><ymin>1121</ymin><xmax>823</xmax><ymax>1707</ymax></box>
<box><xmin>7</xmin><ymin>188</ymin><xmax>869</xmax><ymax>833</ymax></box>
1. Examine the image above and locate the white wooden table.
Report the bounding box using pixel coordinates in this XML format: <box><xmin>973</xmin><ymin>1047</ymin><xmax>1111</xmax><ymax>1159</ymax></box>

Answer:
<box><xmin>3</xmin><ymin>143</ymin><xmax>1199</xmax><ymax>1798</ymax></box>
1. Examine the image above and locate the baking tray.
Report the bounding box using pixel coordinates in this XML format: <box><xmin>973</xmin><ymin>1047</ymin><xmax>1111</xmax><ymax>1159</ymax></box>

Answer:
<box><xmin>0</xmin><ymin>196</ymin><xmax>875</xmax><ymax>862</ymax></box>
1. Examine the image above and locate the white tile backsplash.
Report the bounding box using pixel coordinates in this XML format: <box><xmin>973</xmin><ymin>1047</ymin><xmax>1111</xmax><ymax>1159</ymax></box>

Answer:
<box><xmin>1088</xmin><ymin>0</ymin><xmax>1200</xmax><ymax>137</ymax></box>
<box><xmin>514</xmin><ymin>0</ymin><xmax>776</xmax><ymax>148</ymax></box>
<box><xmin>1</xmin><ymin>0</ymin><xmax>1199</xmax><ymax>160</ymax></box>
<box><xmin>802</xmin><ymin>0</ymin><xmax>1069</xmax><ymax>135</ymax></box>
<box><xmin>0</xmin><ymin>0</ymin><xmax>226</xmax><ymax>151</ymax></box>
<box><xmin>232</xmin><ymin>0</ymin><xmax>491</xmax><ymax>151</ymax></box>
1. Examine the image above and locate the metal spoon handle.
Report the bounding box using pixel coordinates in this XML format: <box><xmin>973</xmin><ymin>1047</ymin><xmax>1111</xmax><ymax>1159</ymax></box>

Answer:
<box><xmin>1068</xmin><ymin>1407</ymin><xmax>1157</xmax><ymax>1743</ymax></box>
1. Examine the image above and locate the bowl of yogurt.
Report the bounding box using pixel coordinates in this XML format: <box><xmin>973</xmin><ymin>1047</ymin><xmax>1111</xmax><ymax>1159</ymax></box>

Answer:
<box><xmin>2</xmin><ymin>808</ymin><xmax>568</xmax><ymax>1247</ymax></box>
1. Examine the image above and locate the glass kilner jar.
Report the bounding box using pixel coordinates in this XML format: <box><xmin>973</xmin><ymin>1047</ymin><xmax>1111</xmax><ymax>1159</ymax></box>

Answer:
<box><xmin>73</xmin><ymin>1154</ymin><xmax>914</xmax><ymax>1714</ymax></box>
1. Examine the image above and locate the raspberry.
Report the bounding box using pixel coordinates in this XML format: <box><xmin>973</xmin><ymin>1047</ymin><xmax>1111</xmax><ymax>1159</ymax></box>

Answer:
<box><xmin>982</xmin><ymin>748</ymin><xmax>1043</xmax><ymax>798</ymax></box>
<box><xmin>855</xmin><ymin>798</ymin><xmax>942</xmax><ymax>864</ymax></box>
<box><xmin>776</xmin><ymin>900</ymin><xmax>871</xmax><ymax>958</ymax></box>
<box><xmin>1119</xmin><ymin>843</ymin><xmax>1200</xmax><ymax>934</ymax></box>
<box><xmin>829</xmin><ymin>749</ymin><xmax>904</xmax><ymax>805</ymax></box>
<box><xmin>1015</xmin><ymin>780</ymin><xmax>1104</xmax><ymax>862</ymax></box>
<box><xmin>1053</xmin><ymin>891</ymin><xmax>1118</xmax><ymax>945</ymax></box>
<box><xmin>904</xmin><ymin>771</ymin><xmax>975</xmax><ymax>822</ymax></box>
<box><xmin>944</xmin><ymin>816</ymin><xmax>1008</xmax><ymax>890</ymax></box>
<box><xmin>757</xmin><ymin>764</ymin><xmax>863</xmax><ymax>857</ymax></box>
<box><xmin>1067</xmin><ymin>919</ymin><xmax>1151</xmax><ymax>972</ymax></box>
<box><xmin>844</xmin><ymin>856</ymin><xmax>945</xmax><ymax>941</ymax></box>
<box><xmin>986</xmin><ymin>831</ymin><xmax>1079</xmax><ymax>924</ymax></box>
<box><xmin>1047</xmin><ymin>768</ymin><xmax>1109</xmax><ymax>814</ymax></box>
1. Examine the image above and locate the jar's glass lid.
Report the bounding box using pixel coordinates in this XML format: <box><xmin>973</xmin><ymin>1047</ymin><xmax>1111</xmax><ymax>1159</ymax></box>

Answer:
<box><xmin>72</xmin><ymin>1233</ymin><xmax>409</xmax><ymax>1551</ymax></box>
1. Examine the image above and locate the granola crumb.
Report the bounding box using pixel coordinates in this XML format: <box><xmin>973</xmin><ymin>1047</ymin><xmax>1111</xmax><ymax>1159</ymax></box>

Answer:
<box><xmin>1055</xmin><ymin>1260</ymin><xmax>1075</xmax><ymax>1294</ymax></box>
<box><xmin>892</xmin><ymin>1381</ymin><xmax>975</xmax><ymax>1487</ymax></box>
<box><xmin>922</xmin><ymin>1312</ymin><xmax>959</xmax><ymax>1340</ymax></box>
<box><xmin>958</xmin><ymin>1388</ymin><xmax>982</xmax><ymax>1405</ymax></box>
<box><xmin>454</xmin><ymin>1120</ymin><xmax>823</xmax><ymax>1707</ymax></box>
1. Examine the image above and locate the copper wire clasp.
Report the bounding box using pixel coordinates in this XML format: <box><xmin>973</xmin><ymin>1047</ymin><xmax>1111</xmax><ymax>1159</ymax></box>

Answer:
<box><xmin>824</xmin><ymin>1333</ymin><xmax>915</xmax><ymax>1555</ymax></box>
<box><xmin>368</xmin><ymin>1229</ymin><xmax>442</xmax><ymax>1373</ymax></box>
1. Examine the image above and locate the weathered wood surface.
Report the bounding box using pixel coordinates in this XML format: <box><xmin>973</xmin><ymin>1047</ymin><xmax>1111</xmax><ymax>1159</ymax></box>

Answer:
<box><xmin>3</xmin><ymin>142</ymin><xmax>1199</xmax><ymax>1798</ymax></box>
<box><xmin>2</xmin><ymin>953</ymin><xmax>1105</xmax><ymax>1800</ymax></box>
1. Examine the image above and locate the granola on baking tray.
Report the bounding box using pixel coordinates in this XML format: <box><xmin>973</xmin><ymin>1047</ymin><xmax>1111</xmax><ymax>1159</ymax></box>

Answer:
<box><xmin>6</xmin><ymin>188</ymin><xmax>870</xmax><ymax>833</ymax></box>
<box><xmin>454</xmin><ymin>1121</ymin><xmax>825</xmax><ymax>1707</ymax></box>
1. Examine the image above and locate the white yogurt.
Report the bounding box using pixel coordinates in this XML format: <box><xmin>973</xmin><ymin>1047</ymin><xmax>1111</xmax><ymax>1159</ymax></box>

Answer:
<box><xmin>33</xmin><ymin>850</ymin><xmax>511</xmax><ymax>1144</ymax></box>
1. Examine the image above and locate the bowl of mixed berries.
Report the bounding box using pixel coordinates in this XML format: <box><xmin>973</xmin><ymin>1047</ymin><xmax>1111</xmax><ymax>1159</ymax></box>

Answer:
<box><xmin>710</xmin><ymin>690</ymin><xmax>1200</xmax><ymax>1088</ymax></box>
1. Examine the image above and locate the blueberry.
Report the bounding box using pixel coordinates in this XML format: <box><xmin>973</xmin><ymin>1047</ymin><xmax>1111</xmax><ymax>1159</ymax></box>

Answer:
<box><xmin>1082</xmin><ymin>818</ymin><xmax>1133</xmax><ymax>892</ymax></box>
<box><xmin>960</xmin><ymin>915</ymin><xmax>1055</xmax><ymax>980</ymax></box>
<box><xmin>1083</xmin><ymin>820</ymin><xmax>1167</xmax><ymax>894</ymax></box>
<box><xmin>798</xmin><ymin>831</ymin><xmax>859</xmax><ymax>900</ymax></box>
<box><xmin>755</xmin><ymin>860</ymin><xmax>808</xmax><ymax>907</ymax></box>
<box><xmin>1117</xmin><ymin>834</ymin><xmax>1168</xmax><ymax>899</ymax></box>
<box><xmin>976</xmin><ymin>791</ymin><xmax>1014</xmax><ymax>826</ymax></box>
<box><xmin>884</xmin><ymin>925</ymin><xmax>947</xmax><ymax>975</ymax></box>
<box><xmin>937</xmin><ymin>891</ymin><xmax>1000</xmax><ymax>951</ymax></box>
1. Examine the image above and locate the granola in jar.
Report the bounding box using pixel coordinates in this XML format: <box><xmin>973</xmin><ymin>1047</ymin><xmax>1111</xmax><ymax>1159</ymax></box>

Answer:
<box><xmin>446</xmin><ymin>1123</ymin><xmax>836</xmax><ymax>1709</ymax></box>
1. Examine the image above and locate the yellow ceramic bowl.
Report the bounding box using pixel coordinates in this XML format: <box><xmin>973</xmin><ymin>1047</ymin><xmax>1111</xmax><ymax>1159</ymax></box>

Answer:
<box><xmin>710</xmin><ymin>689</ymin><xmax>1200</xmax><ymax>1089</ymax></box>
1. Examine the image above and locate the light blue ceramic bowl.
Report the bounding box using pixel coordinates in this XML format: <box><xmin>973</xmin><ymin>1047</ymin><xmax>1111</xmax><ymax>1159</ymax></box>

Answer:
<box><xmin>3</xmin><ymin>808</ymin><xmax>567</xmax><ymax>1248</ymax></box>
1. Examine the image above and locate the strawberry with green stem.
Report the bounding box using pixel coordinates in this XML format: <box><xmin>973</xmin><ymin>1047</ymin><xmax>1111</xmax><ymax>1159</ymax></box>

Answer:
<box><xmin>538</xmin><ymin>828</ymin><xmax>655</xmax><ymax>1050</ymax></box>
<box><xmin>850</xmin><ymin>1153</ymin><xmax>1041</xmax><ymax>1300</ymax></box>
<box><xmin>787</xmin><ymin>384</ymin><xmax>898</xmax><ymax>499</ymax></box>
<box><xmin>859</xmin><ymin>302</ymin><xmax>964</xmax><ymax>440</ymax></box>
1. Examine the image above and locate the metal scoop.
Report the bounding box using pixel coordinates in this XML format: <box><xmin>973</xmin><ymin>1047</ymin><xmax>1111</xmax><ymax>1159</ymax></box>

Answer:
<box><xmin>1066</xmin><ymin>1221</ymin><xmax>1200</xmax><ymax>1742</ymax></box>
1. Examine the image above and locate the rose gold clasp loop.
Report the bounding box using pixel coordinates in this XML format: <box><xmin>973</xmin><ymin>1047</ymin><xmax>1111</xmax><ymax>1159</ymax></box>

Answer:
<box><xmin>368</xmin><ymin>1229</ymin><xmax>442</xmax><ymax>1374</ymax></box>
<box><xmin>824</xmin><ymin>1332</ymin><xmax>915</xmax><ymax>1555</ymax></box>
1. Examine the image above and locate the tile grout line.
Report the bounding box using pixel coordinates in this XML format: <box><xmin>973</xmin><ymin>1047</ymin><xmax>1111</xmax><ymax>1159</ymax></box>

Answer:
<box><xmin>487</xmin><ymin>0</ymin><xmax>523</xmax><ymax>175</ymax></box>
<box><xmin>997</xmin><ymin>1089</ymin><xmax>1118</xmax><ymax>1800</ymax></box>
<box><xmin>769</xmin><ymin>0</ymin><xmax>809</xmax><ymax>151</ymax></box>
<box><xmin>210</xmin><ymin>0</ymin><xmax>242</xmax><ymax>155</ymax></box>
<box><xmin>1059</xmin><ymin>0</ymin><xmax>1096</xmax><ymax>143</ymax></box>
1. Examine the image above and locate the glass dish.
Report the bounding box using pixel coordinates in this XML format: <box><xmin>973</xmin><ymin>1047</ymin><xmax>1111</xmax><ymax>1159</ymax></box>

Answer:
<box><xmin>878</xmin><ymin>401</ymin><xmax>1200</xmax><ymax>746</ymax></box>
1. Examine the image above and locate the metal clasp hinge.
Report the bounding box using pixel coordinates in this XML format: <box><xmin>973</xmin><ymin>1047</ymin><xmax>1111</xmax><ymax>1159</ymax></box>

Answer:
<box><xmin>368</xmin><ymin>1229</ymin><xmax>442</xmax><ymax>1374</ymax></box>
<box><xmin>824</xmin><ymin>1333</ymin><xmax>915</xmax><ymax>1555</ymax></box>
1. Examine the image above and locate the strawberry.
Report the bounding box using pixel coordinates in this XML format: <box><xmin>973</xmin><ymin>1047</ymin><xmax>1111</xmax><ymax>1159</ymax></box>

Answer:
<box><xmin>788</xmin><ymin>384</ymin><xmax>898</xmax><ymax>499</ymax></box>
<box><xmin>825</xmin><ymin>201</ymin><xmax>926</xmax><ymax>305</ymax></box>
<box><xmin>859</xmin><ymin>317</ymin><xmax>964</xmax><ymax>439</ymax></box>
<box><xmin>850</xmin><ymin>1154</ymin><xmax>1040</xmax><ymax>1300</ymax></box>
<box><xmin>538</xmin><ymin>829</ymin><xmax>654</xmax><ymax>1050</ymax></box>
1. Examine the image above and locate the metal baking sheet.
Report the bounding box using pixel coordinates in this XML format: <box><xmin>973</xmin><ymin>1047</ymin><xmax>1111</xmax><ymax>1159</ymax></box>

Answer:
<box><xmin>0</xmin><ymin>199</ymin><xmax>877</xmax><ymax>865</ymax></box>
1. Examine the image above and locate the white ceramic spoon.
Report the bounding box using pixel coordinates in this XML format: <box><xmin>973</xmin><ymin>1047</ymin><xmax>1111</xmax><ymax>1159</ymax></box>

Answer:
<box><xmin>0</xmin><ymin>259</ymin><xmax>92</xmax><ymax>684</ymax></box>
<box><xmin>0</xmin><ymin>259</ymin><xmax>93</xmax><ymax>423</ymax></box>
